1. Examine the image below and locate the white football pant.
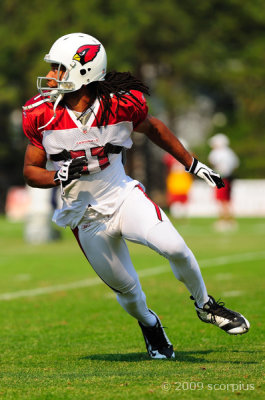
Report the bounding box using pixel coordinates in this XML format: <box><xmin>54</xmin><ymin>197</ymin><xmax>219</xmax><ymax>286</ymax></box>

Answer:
<box><xmin>73</xmin><ymin>185</ymin><xmax>209</xmax><ymax>327</ymax></box>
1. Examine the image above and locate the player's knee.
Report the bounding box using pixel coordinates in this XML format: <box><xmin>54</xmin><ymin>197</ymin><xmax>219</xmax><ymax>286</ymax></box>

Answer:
<box><xmin>163</xmin><ymin>238</ymin><xmax>190</xmax><ymax>261</ymax></box>
<box><xmin>146</xmin><ymin>220</ymin><xmax>190</xmax><ymax>261</ymax></box>
<box><xmin>160</xmin><ymin>239</ymin><xmax>189</xmax><ymax>261</ymax></box>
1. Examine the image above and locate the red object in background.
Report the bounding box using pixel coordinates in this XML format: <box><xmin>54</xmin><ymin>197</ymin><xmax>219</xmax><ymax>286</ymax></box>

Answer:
<box><xmin>215</xmin><ymin>178</ymin><xmax>231</xmax><ymax>201</ymax></box>
<box><xmin>163</xmin><ymin>153</ymin><xmax>193</xmax><ymax>206</ymax></box>
<box><xmin>167</xmin><ymin>193</ymin><xmax>189</xmax><ymax>205</ymax></box>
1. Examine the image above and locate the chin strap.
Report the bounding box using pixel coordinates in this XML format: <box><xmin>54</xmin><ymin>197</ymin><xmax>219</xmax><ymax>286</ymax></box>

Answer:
<box><xmin>22</xmin><ymin>95</ymin><xmax>50</xmax><ymax>111</ymax></box>
<box><xmin>37</xmin><ymin>93</ymin><xmax>64</xmax><ymax>130</ymax></box>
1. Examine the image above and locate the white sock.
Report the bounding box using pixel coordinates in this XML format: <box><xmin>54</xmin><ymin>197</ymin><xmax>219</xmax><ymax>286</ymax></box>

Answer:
<box><xmin>116</xmin><ymin>287</ymin><xmax>157</xmax><ymax>326</ymax></box>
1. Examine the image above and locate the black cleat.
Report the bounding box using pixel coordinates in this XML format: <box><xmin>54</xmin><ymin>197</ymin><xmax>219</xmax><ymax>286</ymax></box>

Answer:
<box><xmin>138</xmin><ymin>310</ymin><xmax>175</xmax><ymax>359</ymax></box>
<box><xmin>191</xmin><ymin>295</ymin><xmax>250</xmax><ymax>335</ymax></box>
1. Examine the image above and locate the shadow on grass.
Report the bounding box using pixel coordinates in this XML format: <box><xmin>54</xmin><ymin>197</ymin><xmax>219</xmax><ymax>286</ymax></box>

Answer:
<box><xmin>80</xmin><ymin>350</ymin><xmax>257</xmax><ymax>364</ymax></box>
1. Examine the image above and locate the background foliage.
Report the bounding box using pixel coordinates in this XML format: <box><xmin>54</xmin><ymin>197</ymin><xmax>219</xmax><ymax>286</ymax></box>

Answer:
<box><xmin>1</xmin><ymin>0</ymin><xmax>265</xmax><ymax>210</ymax></box>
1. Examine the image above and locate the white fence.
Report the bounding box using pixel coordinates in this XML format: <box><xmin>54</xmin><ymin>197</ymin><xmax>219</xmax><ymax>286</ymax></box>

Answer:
<box><xmin>187</xmin><ymin>179</ymin><xmax>265</xmax><ymax>217</ymax></box>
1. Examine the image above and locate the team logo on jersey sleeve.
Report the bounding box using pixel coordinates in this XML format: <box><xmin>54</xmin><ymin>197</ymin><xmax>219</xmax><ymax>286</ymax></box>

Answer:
<box><xmin>73</xmin><ymin>45</ymin><xmax>100</xmax><ymax>65</ymax></box>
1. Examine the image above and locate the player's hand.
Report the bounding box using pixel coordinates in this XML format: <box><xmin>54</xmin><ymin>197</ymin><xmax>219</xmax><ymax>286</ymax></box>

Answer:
<box><xmin>54</xmin><ymin>156</ymin><xmax>87</xmax><ymax>185</ymax></box>
<box><xmin>187</xmin><ymin>157</ymin><xmax>225</xmax><ymax>189</ymax></box>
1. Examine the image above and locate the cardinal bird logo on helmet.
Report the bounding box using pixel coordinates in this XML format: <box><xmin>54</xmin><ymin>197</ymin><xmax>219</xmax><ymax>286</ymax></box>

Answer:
<box><xmin>73</xmin><ymin>44</ymin><xmax>100</xmax><ymax>65</ymax></box>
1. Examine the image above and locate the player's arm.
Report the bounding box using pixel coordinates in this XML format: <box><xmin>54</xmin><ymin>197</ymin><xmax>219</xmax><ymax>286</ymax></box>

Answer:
<box><xmin>136</xmin><ymin>115</ymin><xmax>193</xmax><ymax>169</ymax></box>
<box><xmin>23</xmin><ymin>143</ymin><xmax>59</xmax><ymax>188</ymax></box>
<box><xmin>136</xmin><ymin>115</ymin><xmax>225</xmax><ymax>189</ymax></box>
<box><xmin>23</xmin><ymin>143</ymin><xmax>88</xmax><ymax>189</ymax></box>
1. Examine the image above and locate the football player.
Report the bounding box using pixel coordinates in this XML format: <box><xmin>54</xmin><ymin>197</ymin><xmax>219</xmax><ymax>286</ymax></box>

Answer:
<box><xmin>22</xmin><ymin>33</ymin><xmax>249</xmax><ymax>359</ymax></box>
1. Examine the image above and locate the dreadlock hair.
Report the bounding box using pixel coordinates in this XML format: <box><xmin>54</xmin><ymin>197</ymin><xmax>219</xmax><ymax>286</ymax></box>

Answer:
<box><xmin>87</xmin><ymin>71</ymin><xmax>150</xmax><ymax>127</ymax></box>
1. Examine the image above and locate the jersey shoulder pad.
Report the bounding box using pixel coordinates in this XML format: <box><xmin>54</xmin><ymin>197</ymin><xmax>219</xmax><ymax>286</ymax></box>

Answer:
<box><xmin>129</xmin><ymin>89</ymin><xmax>147</xmax><ymax>104</ymax></box>
<box><xmin>116</xmin><ymin>90</ymin><xmax>148</xmax><ymax>128</ymax></box>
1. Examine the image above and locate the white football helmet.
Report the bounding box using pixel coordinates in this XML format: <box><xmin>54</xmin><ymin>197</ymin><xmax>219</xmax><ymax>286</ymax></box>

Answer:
<box><xmin>37</xmin><ymin>33</ymin><xmax>107</xmax><ymax>99</ymax></box>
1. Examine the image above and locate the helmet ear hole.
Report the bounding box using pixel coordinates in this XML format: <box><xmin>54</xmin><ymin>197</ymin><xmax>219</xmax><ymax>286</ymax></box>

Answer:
<box><xmin>80</xmin><ymin>69</ymin><xmax>86</xmax><ymax>76</ymax></box>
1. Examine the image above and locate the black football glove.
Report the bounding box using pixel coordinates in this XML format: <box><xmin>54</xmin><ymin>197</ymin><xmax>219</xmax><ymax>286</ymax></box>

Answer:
<box><xmin>54</xmin><ymin>156</ymin><xmax>87</xmax><ymax>187</ymax></box>
<box><xmin>186</xmin><ymin>157</ymin><xmax>225</xmax><ymax>189</ymax></box>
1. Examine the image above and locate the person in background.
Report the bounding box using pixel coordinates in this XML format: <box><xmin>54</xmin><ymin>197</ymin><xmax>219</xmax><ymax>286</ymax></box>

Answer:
<box><xmin>208</xmin><ymin>133</ymin><xmax>239</xmax><ymax>231</ymax></box>
<box><xmin>163</xmin><ymin>139</ymin><xmax>193</xmax><ymax>219</ymax></box>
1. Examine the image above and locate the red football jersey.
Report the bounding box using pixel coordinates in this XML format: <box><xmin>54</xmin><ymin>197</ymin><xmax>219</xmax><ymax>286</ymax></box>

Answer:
<box><xmin>22</xmin><ymin>91</ymin><xmax>148</xmax><ymax>228</ymax></box>
<box><xmin>23</xmin><ymin>90</ymin><xmax>148</xmax><ymax>151</ymax></box>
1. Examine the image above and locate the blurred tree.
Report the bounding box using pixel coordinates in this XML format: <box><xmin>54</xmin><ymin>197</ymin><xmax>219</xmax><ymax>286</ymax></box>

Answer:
<box><xmin>1</xmin><ymin>0</ymin><xmax>265</xmax><ymax>211</ymax></box>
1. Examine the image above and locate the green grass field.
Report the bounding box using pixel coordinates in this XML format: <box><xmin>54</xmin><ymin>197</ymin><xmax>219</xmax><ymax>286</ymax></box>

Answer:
<box><xmin>0</xmin><ymin>216</ymin><xmax>264</xmax><ymax>399</ymax></box>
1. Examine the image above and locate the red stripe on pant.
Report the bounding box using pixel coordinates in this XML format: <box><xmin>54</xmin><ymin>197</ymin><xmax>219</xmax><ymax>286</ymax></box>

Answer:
<box><xmin>72</xmin><ymin>226</ymin><xmax>122</xmax><ymax>294</ymax></box>
<box><xmin>72</xmin><ymin>226</ymin><xmax>88</xmax><ymax>257</ymax></box>
<box><xmin>136</xmin><ymin>184</ymin><xmax>162</xmax><ymax>221</ymax></box>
